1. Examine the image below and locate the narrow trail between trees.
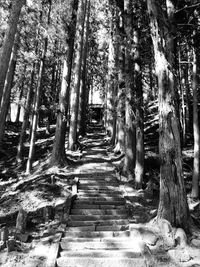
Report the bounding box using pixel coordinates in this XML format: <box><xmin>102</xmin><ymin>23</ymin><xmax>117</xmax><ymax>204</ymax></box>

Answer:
<box><xmin>57</xmin><ymin>124</ymin><xmax>151</xmax><ymax>267</ymax></box>
<box><xmin>1</xmin><ymin>124</ymin><xmax>200</xmax><ymax>267</ymax></box>
<box><xmin>55</xmin><ymin>124</ymin><xmax>178</xmax><ymax>267</ymax></box>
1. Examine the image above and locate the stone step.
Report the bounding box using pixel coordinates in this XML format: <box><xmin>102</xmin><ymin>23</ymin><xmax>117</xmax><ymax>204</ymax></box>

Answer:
<box><xmin>57</xmin><ymin>256</ymin><xmax>146</xmax><ymax>267</ymax></box>
<box><xmin>78</xmin><ymin>185</ymin><xmax>119</xmax><ymax>190</ymax></box>
<box><xmin>67</xmin><ymin>219</ymin><xmax>129</xmax><ymax>227</ymax></box>
<box><xmin>61</xmin><ymin>236</ymin><xmax>132</xmax><ymax>243</ymax></box>
<box><xmin>74</xmin><ymin>199</ymin><xmax>125</xmax><ymax>206</ymax></box>
<box><xmin>66</xmin><ymin>225</ymin><xmax>129</xmax><ymax>232</ymax></box>
<box><xmin>73</xmin><ymin>204</ymin><xmax>125</xmax><ymax>209</ymax></box>
<box><xmin>78</xmin><ymin>189</ymin><xmax>122</xmax><ymax>194</ymax></box>
<box><xmin>77</xmin><ymin>192</ymin><xmax>123</xmax><ymax>197</ymax></box>
<box><xmin>79</xmin><ymin>176</ymin><xmax>116</xmax><ymax>182</ymax></box>
<box><xmin>76</xmin><ymin>172</ymin><xmax>115</xmax><ymax>179</ymax></box>
<box><xmin>66</xmin><ymin>226</ymin><xmax>96</xmax><ymax>232</ymax></box>
<box><xmin>70</xmin><ymin>209</ymin><xmax>127</xmax><ymax>215</ymax></box>
<box><xmin>76</xmin><ymin>196</ymin><xmax>125</xmax><ymax>202</ymax></box>
<box><xmin>78</xmin><ymin>180</ymin><xmax>118</xmax><ymax>185</ymax></box>
<box><xmin>69</xmin><ymin>214</ymin><xmax>128</xmax><ymax>221</ymax></box>
<box><xmin>60</xmin><ymin>240</ymin><xmax>141</xmax><ymax>251</ymax></box>
<box><xmin>64</xmin><ymin>230</ymin><xmax>131</xmax><ymax>238</ymax></box>
<box><xmin>95</xmin><ymin>225</ymin><xmax>129</xmax><ymax>231</ymax></box>
<box><xmin>60</xmin><ymin>249</ymin><xmax>141</xmax><ymax>258</ymax></box>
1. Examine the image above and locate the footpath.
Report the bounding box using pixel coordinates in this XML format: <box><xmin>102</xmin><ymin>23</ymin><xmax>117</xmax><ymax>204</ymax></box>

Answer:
<box><xmin>1</xmin><ymin>124</ymin><xmax>200</xmax><ymax>267</ymax></box>
<box><xmin>57</xmin><ymin>125</ymin><xmax>151</xmax><ymax>267</ymax></box>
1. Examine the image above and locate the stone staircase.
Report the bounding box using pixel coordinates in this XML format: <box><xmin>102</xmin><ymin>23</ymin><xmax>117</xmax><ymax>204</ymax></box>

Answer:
<box><xmin>56</xmin><ymin>172</ymin><xmax>149</xmax><ymax>267</ymax></box>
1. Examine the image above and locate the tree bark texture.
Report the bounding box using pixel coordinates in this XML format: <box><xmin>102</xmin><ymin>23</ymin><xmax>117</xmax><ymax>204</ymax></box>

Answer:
<box><xmin>79</xmin><ymin>0</ymin><xmax>90</xmax><ymax>137</ymax></box>
<box><xmin>51</xmin><ymin>0</ymin><xmax>79</xmax><ymax>165</ymax></box>
<box><xmin>106</xmin><ymin>2</ymin><xmax>118</xmax><ymax>142</ymax></box>
<box><xmin>26</xmin><ymin>2</ymin><xmax>51</xmax><ymax>173</ymax></box>
<box><xmin>147</xmin><ymin>0</ymin><xmax>190</xmax><ymax>230</ymax></box>
<box><xmin>0</xmin><ymin>34</ymin><xmax>19</xmax><ymax>144</ymax></box>
<box><xmin>191</xmin><ymin>45</ymin><xmax>199</xmax><ymax>199</ymax></box>
<box><xmin>17</xmin><ymin>62</ymin><xmax>35</xmax><ymax>162</ymax></box>
<box><xmin>68</xmin><ymin>0</ymin><xmax>87</xmax><ymax>150</ymax></box>
<box><xmin>114</xmin><ymin>2</ymin><xmax>125</xmax><ymax>154</ymax></box>
<box><xmin>123</xmin><ymin>0</ymin><xmax>136</xmax><ymax>179</ymax></box>
<box><xmin>134</xmin><ymin>28</ymin><xmax>144</xmax><ymax>189</ymax></box>
<box><xmin>0</xmin><ymin>0</ymin><xmax>24</xmax><ymax>103</ymax></box>
<box><xmin>26</xmin><ymin>38</ymin><xmax>48</xmax><ymax>174</ymax></box>
<box><xmin>15</xmin><ymin>67</ymin><xmax>26</xmax><ymax>123</ymax></box>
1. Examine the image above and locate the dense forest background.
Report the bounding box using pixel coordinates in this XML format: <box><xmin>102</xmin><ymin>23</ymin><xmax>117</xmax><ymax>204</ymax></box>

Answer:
<box><xmin>1</xmin><ymin>0</ymin><xmax>200</xmax><ymax>251</ymax></box>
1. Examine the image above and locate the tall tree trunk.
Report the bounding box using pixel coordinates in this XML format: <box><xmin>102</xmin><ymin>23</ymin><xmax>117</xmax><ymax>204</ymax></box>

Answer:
<box><xmin>79</xmin><ymin>0</ymin><xmax>90</xmax><ymax>137</ymax></box>
<box><xmin>17</xmin><ymin>62</ymin><xmax>35</xmax><ymax>162</ymax></box>
<box><xmin>134</xmin><ymin>29</ymin><xmax>144</xmax><ymax>189</ymax></box>
<box><xmin>179</xmin><ymin>67</ymin><xmax>186</xmax><ymax>147</ymax></box>
<box><xmin>15</xmin><ymin>70</ymin><xmax>26</xmax><ymax>123</ymax></box>
<box><xmin>0</xmin><ymin>34</ymin><xmax>19</xmax><ymax>144</ymax></box>
<box><xmin>185</xmin><ymin>47</ymin><xmax>192</xmax><ymax>134</ymax></box>
<box><xmin>114</xmin><ymin>2</ymin><xmax>125</xmax><ymax>155</ymax></box>
<box><xmin>26</xmin><ymin>2</ymin><xmax>51</xmax><ymax>173</ymax></box>
<box><xmin>184</xmin><ymin>63</ymin><xmax>191</xmax><ymax>136</ymax></box>
<box><xmin>114</xmin><ymin>55</ymin><xmax>125</xmax><ymax>154</ymax></box>
<box><xmin>147</xmin><ymin>0</ymin><xmax>190</xmax><ymax>230</ymax></box>
<box><xmin>26</xmin><ymin>39</ymin><xmax>48</xmax><ymax>173</ymax></box>
<box><xmin>123</xmin><ymin>0</ymin><xmax>136</xmax><ymax>180</ymax></box>
<box><xmin>68</xmin><ymin>0</ymin><xmax>87</xmax><ymax>150</ymax></box>
<box><xmin>0</xmin><ymin>0</ymin><xmax>24</xmax><ymax>103</ymax></box>
<box><xmin>106</xmin><ymin>3</ymin><xmax>117</xmax><ymax>141</ymax></box>
<box><xmin>191</xmin><ymin>44</ymin><xmax>199</xmax><ymax>199</ymax></box>
<box><xmin>51</xmin><ymin>0</ymin><xmax>79</xmax><ymax>165</ymax></box>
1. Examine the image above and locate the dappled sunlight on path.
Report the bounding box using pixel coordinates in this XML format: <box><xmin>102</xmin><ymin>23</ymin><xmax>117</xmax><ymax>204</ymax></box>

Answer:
<box><xmin>56</xmin><ymin>123</ymin><xmax>177</xmax><ymax>267</ymax></box>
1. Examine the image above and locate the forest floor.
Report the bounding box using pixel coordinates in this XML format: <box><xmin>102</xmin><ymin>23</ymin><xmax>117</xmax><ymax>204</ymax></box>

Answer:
<box><xmin>0</xmin><ymin>122</ymin><xmax>200</xmax><ymax>266</ymax></box>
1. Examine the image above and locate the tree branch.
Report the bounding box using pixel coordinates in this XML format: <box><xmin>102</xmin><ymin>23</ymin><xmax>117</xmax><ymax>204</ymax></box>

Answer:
<box><xmin>175</xmin><ymin>3</ymin><xmax>200</xmax><ymax>14</ymax></box>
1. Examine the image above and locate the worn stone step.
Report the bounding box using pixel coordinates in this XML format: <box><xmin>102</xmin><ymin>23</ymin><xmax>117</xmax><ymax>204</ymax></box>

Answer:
<box><xmin>73</xmin><ymin>204</ymin><xmax>125</xmax><ymax>209</ymax></box>
<box><xmin>57</xmin><ymin>256</ymin><xmax>146</xmax><ymax>267</ymax></box>
<box><xmin>60</xmin><ymin>240</ymin><xmax>141</xmax><ymax>250</ymax></box>
<box><xmin>64</xmin><ymin>230</ymin><xmax>131</xmax><ymax>238</ymax></box>
<box><xmin>74</xmin><ymin>199</ymin><xmax>125</xmax><ymax>206</ymax></box>
<box><xmin>60</xmin><ymin>249</ymin><xmax>142</xmax><ymax>258</ymax></box>
<box><xmin>67</xmin><ymin>219</ymin><xmax>129</xmax><ymax>227</ymax></box>
<box><xmin>66</xmin><ymin>224</ymin><xmax>129</xmax><ymax>232</ymax></box>
<box><xmin>61</xmin><ymin>236</ymin><xmax>132</xmax><ymax>243</ymax></box>
<box><xmin>78</xmin><ymin>180</ymin><xmax>118</xmax><ymax>185</ymax></box>
<box><xmin>66</xmin><ymin>226</ymin><xmax>96</xmax><ymax>232</ymax></box>
<box><xmin>73</xmin><ymin>204</ymin><xmax>99</xmax><ymax>209</ymax></box>
<box><xmin>69</xmin><ymin>214</ymin><xmax>128</xmax><ymax>221</ymax></box>
<box><xmin>78</xmin><ymin>185</ymin><xmax>119</xmax><ymax>190</ymax></box>
<box><xmin>76</xmin><ymin>196</ymin><xmax>125</xmax><ymax>202</ymax></box>
<box><xmin>76</xmin><ymin>171</ymin><xmax>114</xmax><ymax>176</ymax></box>
<box><xmin>77</xmin><ymin>191</ymin><xmax>123</xmax><ymax>197</ymax></box>
<box><xmin>96</xmin><ymin>225</ymin><xmax>129</xmax><ymax>231</ymax></box>
<box><xmin>79</xmin><ymin>176</ymin><xmax>116</xmax><ymax>182</ymax></box>
<box><xmin>78</xmin><ymin>189</ymin><xmax>122</xmax><ymax>194</ymax></box>
<box><xmin>70</xmin><ymin>209</ymin><xmax>127</xmax><ymax>215</ymax></box>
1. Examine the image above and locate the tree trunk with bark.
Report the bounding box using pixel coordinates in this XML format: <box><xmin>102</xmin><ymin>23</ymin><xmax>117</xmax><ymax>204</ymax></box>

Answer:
<box><xmin>26</xmin><ymin>39</ymin><xmax>48</xmax><ymax>174</ymax></box>
<box><xmin>17</xmin><ymin>62</ymin><xmax>35</xmax><ymax>162</ymax></box>
<box><xmin>0</xmin><ymin>34</ymin><xmax>19</xmax><ymax>145</ymax></box>
<box><xmin>106</xmin><ymin>2</ymin><xmax>118</xmax><ymax>143</ymax></box>
<box><xmin>134</xmin><ymin>27</ymin><xmax>144</xmax><ymax>189</ymax></box>
<box><xmin>147</xmin><ymin>0</ymin><xmax>190</xmax><ymax>230</ymax></box>
<box><xmin>68</xmin><ymin>0</ymin><xmax>87</xmax><ymax>150</ymax></box>
<box><xmin>114</xmin><ymin>2</ymin><xmax>125</xmax><ymax>155</ymax></box>
<box><xmin>0</xmin><ymin>0</ymin><xmax>24</xmax><ymax>103</ymax></box>
<box><xmin>191</xmin><ymin>44</ymin><xmax>199</xmax><ymax>199</ymax></box>
<box><xmin>123</xmin><ymin>0</ymin><xmax>136</xmax><ymax>180</ymax></box>
<box><xmin>51</xmin><ymin>0</ymin><xmax>79</xmax><ymax>165</ymax></box>
<box><xmin>79</xmin><ymin>0</ymin><xmax>90</xmax><ymax>137</ymax></box>
<box><xmin>26</xmin><ymin>2</ymin><xmax>51</xmax><ymax>173</ymax></box>
<box><xmin>15</xmin><ymin>69</ymin><xmax>26</xmax><ymax>124</ymax></box>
